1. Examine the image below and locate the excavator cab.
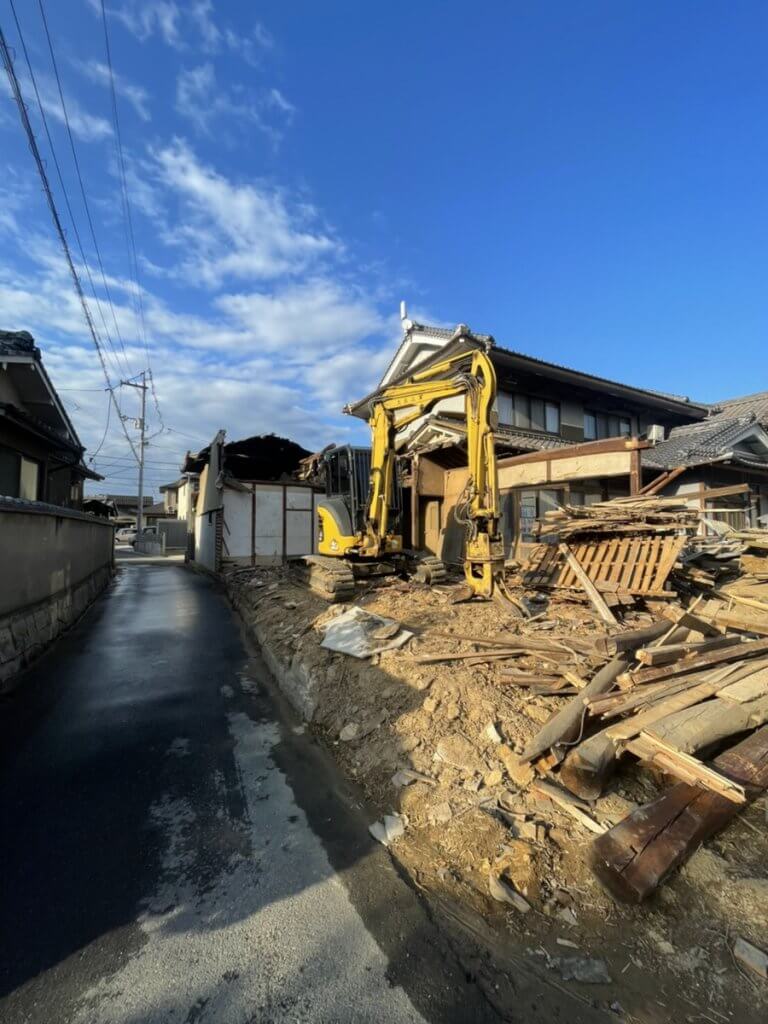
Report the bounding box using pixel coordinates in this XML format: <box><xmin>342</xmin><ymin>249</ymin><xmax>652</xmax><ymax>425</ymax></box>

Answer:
<box><xmin>316</xmin><ymin>445</ymin><xmax>403</xmax><ymax>556</ymax></box>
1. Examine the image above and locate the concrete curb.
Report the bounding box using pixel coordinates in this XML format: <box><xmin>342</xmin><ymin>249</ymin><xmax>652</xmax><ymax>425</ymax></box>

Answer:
<box><xmin>228</xmin><ymin>589</ymin><xmax>320</xmax><ymax>722</ymax></box>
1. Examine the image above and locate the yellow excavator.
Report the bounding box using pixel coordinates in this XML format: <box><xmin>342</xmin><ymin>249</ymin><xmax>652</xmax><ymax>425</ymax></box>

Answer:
<box><xmin>301</xmin><ymin>330</ymin><xmax>506</xmax><ymax>602</ymax></box>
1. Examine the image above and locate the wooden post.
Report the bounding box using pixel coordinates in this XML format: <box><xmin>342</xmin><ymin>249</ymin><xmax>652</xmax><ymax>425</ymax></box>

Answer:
<box><xmin>629</xmin><ymin>447</ymin><xmax>641</xmax><ymax>496</ymax></box>
<box><xmin>411</xmin><ymin>454</ymin><xmax>420</xmax><ymax>549</ymax></box>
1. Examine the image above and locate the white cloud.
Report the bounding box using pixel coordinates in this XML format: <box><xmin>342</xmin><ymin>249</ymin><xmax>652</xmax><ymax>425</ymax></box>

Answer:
<box><xmin>74</xmin><ymin>59</ymin><xmax>151</xmax><ymax>121</ymax></box>
<box><xmin>93</xmin><ymin>0</ymin><xmax>183</xmax><ymax>47</ymax></box>
<box><xmin>174</xmin><ymin>64</ymin><xmax>293</xmax><ymax>142</ymax></box>
<box><xmin>95</xmin><ymin>0</ymin><xmax>274</xmax><ymax>66</ymax></box>
<box><xmin>150</xmin><ymin>139</ymin><xmax>337</xmax><ymax>284</ymax></box>
<box><xmin>0</xmin><ymin>69</ymin><xmax>112</xmax><ymax>143</ymax></box>
<box><xmin>216</xmin><ymin>279</ymin><xmax>384</xmax><ymax>354</ymax></box>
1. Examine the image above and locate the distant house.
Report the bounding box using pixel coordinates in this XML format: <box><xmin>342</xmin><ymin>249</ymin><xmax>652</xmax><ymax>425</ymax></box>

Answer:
<box><xmin>88</xmin><ymin>493</ymin><xmax>155</xmax><ymax>526</ymax></box>
<box><xmin>0</xmin><ymin>330</ymin><xmax>101</xmax><ymax>506</ymax></box>
<box><xmin>158</xmin><ymin>478</ymin><xmax>182</xmax><ymax>515</ymax></box>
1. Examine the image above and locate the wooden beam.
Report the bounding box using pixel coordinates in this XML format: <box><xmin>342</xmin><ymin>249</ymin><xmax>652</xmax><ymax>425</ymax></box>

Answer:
<box><xmin>558</xmin><ymin>543</ymin><xmax>618</xmax><ymax>626</ymax></box>
<box><xmin>496</xmin><ymin>436</ymin><xmax>650</xmax><ymax>471</ymax></box>
<box><xmin>628</xmin><ymin>732</ymin><xmax>746</xmax><ymax>803</ymax></box>
<box><xmin>699</xmin><ymin>482</ymin><xmax>751</xmax><ymax>501</ymax></box>
<box><xmin>589</xmin><ymin>725</ymin><xmax>768</xmax><ymax>903</ymax></box>
<box><xmin>619</xmin><ymin>636</ymin><xmax>768</xmax><ymax>688</ymax></box>
<box><xmin>629</xmin><ymin>448</ymin><xmax>642</xmax><ymax>496</ymax></box>
<box><xmin>641</xmin><ymin>465</ymin><xmax>686</xmax><ymax>497</ymax></box>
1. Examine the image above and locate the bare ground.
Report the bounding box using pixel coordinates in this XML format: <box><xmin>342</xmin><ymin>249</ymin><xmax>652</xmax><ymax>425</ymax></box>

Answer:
<box><xmin>227</xmin><ymin>565</ymin><xmax>768</xmax><ymax>1024</ymax></box>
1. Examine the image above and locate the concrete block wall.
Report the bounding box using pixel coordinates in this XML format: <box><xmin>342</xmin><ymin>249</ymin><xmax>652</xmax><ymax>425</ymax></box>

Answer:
<box><xmin>0</xmin><ymin>565</ymin><xmax>113</xmax><ymax>689</ymax></box>
<box><xmin>0</xmin><ymin>499</ymin><xmax>114</xmax><ymax>689</ymax></box>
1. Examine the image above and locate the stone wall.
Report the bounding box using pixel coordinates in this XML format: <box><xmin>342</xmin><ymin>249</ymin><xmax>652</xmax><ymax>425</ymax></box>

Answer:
<box><xmin>0</xmin><ymin>498</ymin><xmax>114</xmax><ymax>689</ymax></box>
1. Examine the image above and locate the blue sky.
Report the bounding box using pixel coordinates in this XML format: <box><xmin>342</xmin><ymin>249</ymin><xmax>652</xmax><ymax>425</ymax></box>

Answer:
<box><xmin>1</xmin><ymin>2</ymin><xmax>766</xmax><ymax>496</ymax></box>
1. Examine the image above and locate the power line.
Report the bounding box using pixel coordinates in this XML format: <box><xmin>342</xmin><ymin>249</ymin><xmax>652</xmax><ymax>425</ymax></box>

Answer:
<box><xmin>35</xmin><ymin>0</ymin><xmax>131</xmax><ymax>378</ymax></box>
<box><xmin>98</xmin><ymin>0</ymin><xmax>165</xmax><ymax>430</ymax></box>
<box><xmin>7</xmin><ymin>0</ymin><xmax>125</xmax><ymax>382</ymax></box>
<box><xmin>0</xmin><ymin>22</ymin><xmax>139</xmax><ymax>463</ymax></box>
<box><xmin>88</xmin><ymin>389</ymin><xmax>112</xmax><ymax>459</ymax></box>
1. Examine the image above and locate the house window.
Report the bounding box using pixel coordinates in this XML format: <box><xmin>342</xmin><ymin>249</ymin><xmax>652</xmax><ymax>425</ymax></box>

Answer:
<box><xmin>20</xmin><ymin>457</ymin><xmax>39</xmax><ymax>500</ymax></box>
<box><xmin>0</xmin><ymin>448</ymin><xmax>39</xmax><ymax>500</ymax></box>
<box><xmin>584</xmin><ymin>411</ymin><xmax>632</xmax><ymax>440</ymax></box>
<box><xmin>545</xmin><ymin>402</ymin><xmax>560</xmax><ymax>434</ymax></box>
<box><xmin>498</xmin><ymin>392</ymin><xmax>560</xmax><ymax>434</ymax></box>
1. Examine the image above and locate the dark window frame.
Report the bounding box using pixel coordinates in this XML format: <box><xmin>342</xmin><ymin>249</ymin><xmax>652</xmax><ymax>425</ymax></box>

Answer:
<box><xmin>499</xmin><ymin>392</ymin><xmax>561</xmax><ymax>435</ymax></box>
<box><xmin>584</xmin><ymin>409</ymin><xmax>633</xmax><ymax>440</ymax></box>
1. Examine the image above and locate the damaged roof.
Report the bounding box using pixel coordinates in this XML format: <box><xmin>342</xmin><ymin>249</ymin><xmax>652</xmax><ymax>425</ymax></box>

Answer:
<box><xmin>183</xmin><ymin>433</ymin><xmax>311</xmax><ymax>481</ymax></box>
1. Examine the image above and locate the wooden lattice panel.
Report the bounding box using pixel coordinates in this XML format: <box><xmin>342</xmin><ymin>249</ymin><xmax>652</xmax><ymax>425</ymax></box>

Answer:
<box><xmin>523</xmin><ymin>535</ymin><xmax>685</xmax><ymax>597</ymax></box>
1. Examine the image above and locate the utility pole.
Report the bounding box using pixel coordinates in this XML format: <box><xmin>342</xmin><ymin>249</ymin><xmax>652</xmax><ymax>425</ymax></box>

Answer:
<box><xmin>120</xmin><ymin>371</ymin><xmax>148</xmax><ymax>535</ymax></box>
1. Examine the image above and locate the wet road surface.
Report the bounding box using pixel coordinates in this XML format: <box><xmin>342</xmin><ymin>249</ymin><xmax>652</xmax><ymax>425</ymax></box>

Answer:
<box><xmin>0</xmin><ymin>564</ymin><xmax>500</xmax><ymax>1024</ymax></box>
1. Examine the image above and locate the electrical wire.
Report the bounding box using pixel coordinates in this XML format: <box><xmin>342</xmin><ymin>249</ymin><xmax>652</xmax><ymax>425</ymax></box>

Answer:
<box><xmin>35</xmin><ymin>0</ymin><xmax>132</xmax><ymax>379</ymax></box>
<box><xmin>88</xmin><ymin>389</ymin><xmax>112</xmax><ymax>460</ymax></box>
<box><xmin>0</xmin><ymin>23</ymin><xmax>139</xmax><ymax>463</ymax></box>
<box><xmin>98</xmin><ymin>0</ymin><xmax>165</xmax><ymax>429</ymax></box>
<box><xmin>8</xmin><ymin>0</ymin><xmax>125</xmax><ymax>382</ymax></box>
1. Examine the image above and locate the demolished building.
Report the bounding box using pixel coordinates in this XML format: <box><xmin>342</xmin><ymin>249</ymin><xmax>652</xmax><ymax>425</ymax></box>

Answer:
<box><xmin>183</xmin><ymin>432</ymin><xmax>318</xmax><ymax>571</ymax></box>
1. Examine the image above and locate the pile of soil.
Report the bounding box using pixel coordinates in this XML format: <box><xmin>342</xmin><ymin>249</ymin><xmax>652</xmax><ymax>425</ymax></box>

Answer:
<box><xmin>227</xmin><ymin>566</ymin><xmax>768</xmax><ymax>1023</ymax></box>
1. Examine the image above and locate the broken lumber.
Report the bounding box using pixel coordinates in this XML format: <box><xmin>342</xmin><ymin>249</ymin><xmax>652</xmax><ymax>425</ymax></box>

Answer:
<box><xmin>519</xmin><ymin>655</ymin><xmax>629</xmax><ymax>764</ymax></box>
<box><xmin>593</xmin><ymin>619</ymin><xmax>670</xmax><ymax>656</ymax></box>
<box><xmin>627</xmin><ymin>733</ymin><xmax>746</xmax><ymax>803</ymax></box>
<box><xmin>634</xmin><ymin>634</ymin><xmax>742</xmax><ymax>666</ymax></box>
<box><xmin>589</xmin><ymin>725</ymin><xmax>768</xmax><ymax>902</ymax></box>
<box><xmin>661</xmin><ymin>604</ymin><xmax>725</xmax><ymax>637</ymax></box>
<box><xmin>558</xmin><ymin>544</ymin><xmax>618</xmax><ymax>626</ymax></box>
<box><xmin>637</xmin><ymin>692</ymin><xmax>768</xmax><ymax>754</ymax></box>
<box><xmin>559</xmin><ymin>663</ymin><xmax>742</xmax><ymax>800</ymax></box>
<box><xmin>619</xmin><ymin>636</ymin><xmax>768</xmax><ymax>688</ymax></box>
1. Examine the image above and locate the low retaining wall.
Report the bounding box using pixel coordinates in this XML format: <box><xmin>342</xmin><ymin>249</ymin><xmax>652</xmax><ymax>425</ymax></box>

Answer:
<box><xmin>229</xmin><ymin>585</ymin><xmax>320</xmax><ymax>720</ymax></box>
<box><xmin>0</xmin><ymin>498</ymin><xmax>114</xmax><ymax>688</ymax></box>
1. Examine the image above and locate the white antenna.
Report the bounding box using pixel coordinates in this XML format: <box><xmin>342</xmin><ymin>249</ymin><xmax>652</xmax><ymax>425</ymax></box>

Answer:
<box><xmin>400</xmin><ymin>300</ymin><xmax>412</xmax><ymax>333</ymax></box>
<box><xmin>400</xmin><ymin>300</ymin><xmax>407</xmax><ymax>321</ymax></box>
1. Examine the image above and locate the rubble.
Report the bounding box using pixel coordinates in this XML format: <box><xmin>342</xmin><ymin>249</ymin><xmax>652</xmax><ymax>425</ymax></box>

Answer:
<box><xmin>224</xmin><ymin>493</ymin><xmax>768</xmax><ymax>1021</ymax></box>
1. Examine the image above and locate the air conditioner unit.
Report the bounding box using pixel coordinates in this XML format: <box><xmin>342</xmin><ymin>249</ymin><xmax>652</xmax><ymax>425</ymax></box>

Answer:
<box><xmin>647</xmin><ymin>424</ymin><xmax>666</xmax><ymax>443</ymax></box>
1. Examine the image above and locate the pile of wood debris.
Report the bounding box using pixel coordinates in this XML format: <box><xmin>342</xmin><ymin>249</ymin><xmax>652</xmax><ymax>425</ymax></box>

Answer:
<box><xmin>223</xmin><ymin>493</ymin><xmax>768</xmax><ymax>1005</ymax></box>
<box><xmin>511</xmin><ymin>494</ymin><xmax>768</xmax><ymax>910</ymax></box>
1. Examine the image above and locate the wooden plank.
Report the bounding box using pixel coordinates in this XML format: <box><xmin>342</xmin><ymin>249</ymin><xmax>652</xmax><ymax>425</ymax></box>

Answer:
<box><xmin>594</xmin><ymin>619</ymin><xmax>670</xmax><ymax>655</ymax></box>
<box><xmin>619</xmin><ymin>537</ymin><xmax>641</xmax><ymax>589</ymax></box>
<box><xmin>558</xmin><ymin>544</ymin><xmax>618</xmax><ymax>626</ymax></box>
<box><xmin>698</xmin><ymin>483</ymin><xmax>751</xmax><ymax>501</ymax></box>
<box><xmin>661</xmin><ymin>604</ymin><xmax>725</xmax><ymax>637</ymax></box>
<box><xmin>635</xmin><ymin>635</ymin><xmax>742</xmax><ymax>667</ymax></box>
<box><xmin>559</xmin><ymin>664</ymin><xmax>744</xmax><ymax>800</ymax></box>
<box><xmin>651</xmin><ymin>536</ymin><xmax>685</xmax><ymax>590</ymax></box>
<box><xmin>627</xmin><ymin>733</ymin><xmax>746</xmax><ymax>803</ymax></box>
<box><xmin>589</xmin><ymin>726</ymin><xmax>768</xmax><ymax>903</ymax></box>
<box><xmin>621</xmin><ymin>637</ymin><xmax>768</xmax><ymax>687</ymax></box>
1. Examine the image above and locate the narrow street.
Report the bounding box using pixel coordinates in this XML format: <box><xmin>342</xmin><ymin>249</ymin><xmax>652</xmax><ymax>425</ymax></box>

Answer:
<box><xmin>0</xmin><ymin>563</ymin><xmax>498</xmax><ymax>1024</ymax></box>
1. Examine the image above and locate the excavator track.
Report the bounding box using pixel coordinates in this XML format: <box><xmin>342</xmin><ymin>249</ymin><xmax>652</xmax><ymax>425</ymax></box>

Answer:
<box><xmin>410</xmin><ymin>554</ymin><xmax>448</xmax><ymax>585</ymax></box>
<box><xmin>297</xmin><ymin>555</ymin><xmax>357</xmax><ymax>602</ymax></box>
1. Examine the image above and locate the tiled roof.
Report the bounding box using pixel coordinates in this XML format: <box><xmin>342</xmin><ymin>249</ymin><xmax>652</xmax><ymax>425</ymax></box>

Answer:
<box><xmin>0</xmin><ymin>329</ymin><xmax>39</xmax><ymax>358</ymax></box>
<box><xmin>643</xmin><ymin>413</ymin><xmax>768</xmax><ymax>469</ymax></box>
<box><xmin>710</xmin><ymin>390</ymin><xmax>768</xmax><ymax>420</ymax></box>
<box><xmin>406</xmin><ymin>323</ymin><xmax>701</xmax><ymax>410</ymax></box>
<box><xmin>495</xmin><ymin>425</ymin><xmax>572</xmax><ymax>451</ymax></box>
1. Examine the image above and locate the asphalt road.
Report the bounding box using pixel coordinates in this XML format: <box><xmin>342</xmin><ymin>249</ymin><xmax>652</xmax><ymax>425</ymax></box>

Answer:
<box><xmin>0</xmin><ymin>563</ymin><xmax>501</xmax><ymax>1024</ymax></box>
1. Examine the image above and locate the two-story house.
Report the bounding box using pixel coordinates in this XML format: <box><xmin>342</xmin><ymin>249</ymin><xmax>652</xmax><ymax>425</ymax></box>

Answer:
<box><xmin>0</xmin><ymin>330</ymin><xmax>101</xmax><ymax>506</ymax></box>
<box><xmin>347</xmin><ymin>315</ymin><xmax>768</xmax><ymax>562</ymax></box>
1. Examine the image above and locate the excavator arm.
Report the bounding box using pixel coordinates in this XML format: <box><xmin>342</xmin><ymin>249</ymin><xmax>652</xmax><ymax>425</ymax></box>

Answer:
<box><xmin>361</xmin><ymin>343</ymin><xmax>504</xmax><ymax>597</ymax></box>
